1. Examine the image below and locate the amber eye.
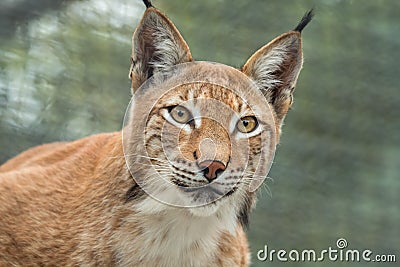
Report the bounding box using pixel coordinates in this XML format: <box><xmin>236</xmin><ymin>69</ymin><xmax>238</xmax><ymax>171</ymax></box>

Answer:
<box><xmin>237</xmin><ymin>116</ymin><xmax>258</xmax><ymax>133</ymax></box>
<box><xmin>169</xmin><ymin>105</ymin><xmax>192</xmax><ymax>124</ymax></box>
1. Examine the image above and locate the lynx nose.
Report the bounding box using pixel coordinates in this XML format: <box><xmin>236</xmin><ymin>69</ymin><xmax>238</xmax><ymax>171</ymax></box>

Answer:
<box><xmin>198</xmin><ymin>160</ymin><xmax>226</xmax><ymax>182</ymax></box>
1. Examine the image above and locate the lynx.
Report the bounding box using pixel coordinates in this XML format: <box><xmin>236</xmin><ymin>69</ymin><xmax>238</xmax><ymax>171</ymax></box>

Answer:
<box><xmin>0</xmin><ymin>0</ymin><xmax>312</xmax><ymax>266</ymax></box>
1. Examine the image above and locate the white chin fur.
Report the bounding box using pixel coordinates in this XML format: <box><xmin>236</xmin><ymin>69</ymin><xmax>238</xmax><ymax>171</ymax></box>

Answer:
<box><xmin>188</xmin><ymin>202</ymin><xmax>221</xmax><ymax>217</ymax></box>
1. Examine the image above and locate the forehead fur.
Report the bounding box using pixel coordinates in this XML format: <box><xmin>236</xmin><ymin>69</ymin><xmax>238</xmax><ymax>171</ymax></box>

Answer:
<box><xmin>136</xmin><ymin>62</ymin><xmax>270</xmax><ymax>113</ymax></box>
<box><xmin>155</xmin><ymin>82</ymin><xmax>249</xmax><ymax>114</ymax></box>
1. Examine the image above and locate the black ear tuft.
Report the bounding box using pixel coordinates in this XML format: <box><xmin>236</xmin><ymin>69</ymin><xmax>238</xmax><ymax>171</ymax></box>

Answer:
<box><xmin>294</xmin><ymin>9</ymin><xmax>314</xmax><ymax>32</ymax></box>
<box><xmin>143</xmin><ymin>0</ymin><xmax>153</xmax><ymax>8</ymax></box>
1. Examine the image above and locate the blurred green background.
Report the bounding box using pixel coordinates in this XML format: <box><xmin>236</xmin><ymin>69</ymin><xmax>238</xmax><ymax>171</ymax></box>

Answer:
<box><xmin>0</xmin><ymin>0</ymin><xmax>398</xmax><ymax>266</ymax></box>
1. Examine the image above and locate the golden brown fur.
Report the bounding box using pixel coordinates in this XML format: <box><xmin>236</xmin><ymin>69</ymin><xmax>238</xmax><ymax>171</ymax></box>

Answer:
<box><xmin>0</xmin><ymin>133</ymin><xmax>126</xmax><ymax>265</ymax></box>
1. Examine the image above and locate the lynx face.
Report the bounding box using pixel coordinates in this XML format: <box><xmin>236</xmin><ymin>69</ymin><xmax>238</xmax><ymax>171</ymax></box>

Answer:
<box><xmin>124</xmin><ymin>63</ymin><xmax>277</xmax><ymax>215</ymax></box>
<box><xmin>123</xmin><ymin>4</ymin><xmax>312</xmax><ymax>219</ymax></box>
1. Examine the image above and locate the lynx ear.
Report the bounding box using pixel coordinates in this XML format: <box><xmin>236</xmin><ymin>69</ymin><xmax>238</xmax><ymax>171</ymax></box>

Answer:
<box><xmin>129</xmin><ymin>7</ymin><xmax>193</xmax><ymax>91</ymax></box>
<box><xmin>242</xmin><ymin>32</ymin><xmax>302</xmax><ymax>123</ymax></box>
<box><xmin>242</xmin><ymin>10</ymin><xmax>313</xmax><ymax>125</ymax></box>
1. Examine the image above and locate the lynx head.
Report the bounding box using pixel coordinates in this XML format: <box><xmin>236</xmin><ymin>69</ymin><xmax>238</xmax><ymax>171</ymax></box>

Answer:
<box><xmin>124</xmin><ymin>1</ymin><xmax>312</xmax><ymax>222</ymax></box>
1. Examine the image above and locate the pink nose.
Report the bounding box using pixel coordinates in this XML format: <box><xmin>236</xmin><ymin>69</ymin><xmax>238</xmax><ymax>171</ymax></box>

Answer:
<box><xmin>198</xmin><ymin>160</ymin><xmax>226</xmax><ymax>182</ymax></box>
